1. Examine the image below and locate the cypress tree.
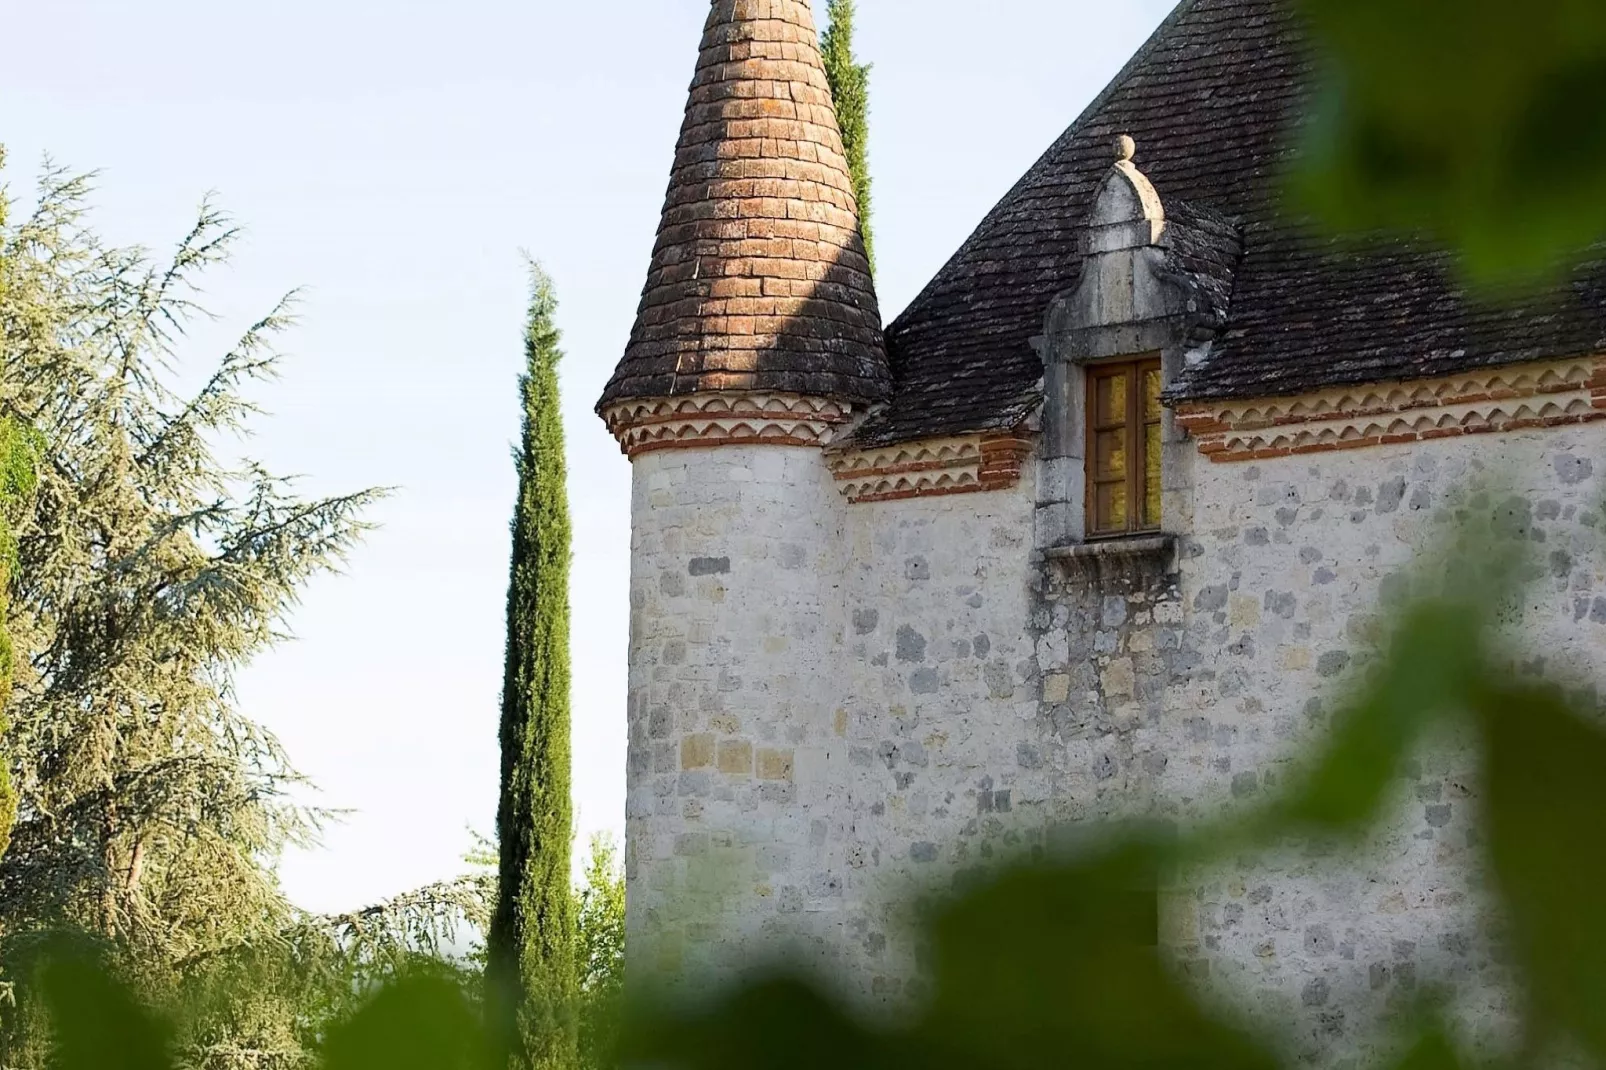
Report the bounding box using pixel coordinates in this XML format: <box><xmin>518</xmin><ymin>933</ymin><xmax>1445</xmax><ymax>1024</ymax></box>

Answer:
<box><xmin>488</xmin><ymin>264</ymin><xmax>577</xmax><ymax>1070</ymax></box>
<box><xmin>821</xmin><ymin>0</ymin><xmax>875</xmax><ymax>273</ymax></box>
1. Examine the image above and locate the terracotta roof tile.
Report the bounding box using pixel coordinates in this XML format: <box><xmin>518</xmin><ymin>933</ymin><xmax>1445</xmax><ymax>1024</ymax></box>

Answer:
<box><xmin>599</xmin><ymin>0</ymin><xmax>891</xmax><ymax>412</ymax></box>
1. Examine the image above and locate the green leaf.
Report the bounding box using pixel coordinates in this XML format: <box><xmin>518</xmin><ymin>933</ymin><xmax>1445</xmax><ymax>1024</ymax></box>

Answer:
<box><xmin>1391</xmin><ymin>1028</ymin><xmax>1468</xmax><ymax>1070</ymax></box>
<box><xmin>320</xmin><ymin>975</ymin><xmax>486</xmax><ymax>1070</ymax></box>
<box><xmin>1480</xmin><ymin>682</ymin><xmax>1606</xmax><ymax>1059</ymax></box>
<box><xmin>1247</xmin><ymin>522</ymin><xmax>1526</xmax><ymax>842</ymax></box>
<box><xmin>622</xmin><ymin>976</ymin><xmax>901</xmax><ymax>1070</ymax></box>
<box><xmin>1266</xmin><ymin>599</ymin><xmax>1487</xmax><ymax>837</ymax></box>
<box><xmin>1291</xmin><ymin>0</ymin><xmax>1606</xmax><ymax>287</ymax></box>
<box><xmin>918</xmin><ymin>840</ymin><xmax>1279</xmax><ymax>1070</ymax></box>
<box><xmin>38</xmin><ymin>952</ymin><xmax>173</xmax><ymax>1070</ymax></box>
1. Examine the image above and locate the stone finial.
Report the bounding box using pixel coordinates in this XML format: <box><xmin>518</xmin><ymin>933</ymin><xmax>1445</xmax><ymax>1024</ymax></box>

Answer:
<box><xmin>1088</xmin><ymin>135</ymin><xmax>1166</xmax><ymax>251</ymax></box>
<box><xmin>597</xmin><ymin>0</ymin><xmax>892</xmax><ymax>426</ymax></box>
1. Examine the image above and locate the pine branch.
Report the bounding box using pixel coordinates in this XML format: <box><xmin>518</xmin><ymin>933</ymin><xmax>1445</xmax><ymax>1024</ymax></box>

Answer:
<box><xmin>135</xmin><ymin>291</ymin><xmax>295</xmax><ymax>481</ymax></box>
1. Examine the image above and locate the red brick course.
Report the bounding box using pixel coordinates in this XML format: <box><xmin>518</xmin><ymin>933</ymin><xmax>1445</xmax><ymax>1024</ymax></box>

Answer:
<box><xmin>835</xmin><ymin>433</ymin><xmax>1032</xmax><ymax>504</ymax></box>
<box><xmin>1181</xmin><ymin>358</ymin><xmax>1606</xmax><ymax>463</ymax></box>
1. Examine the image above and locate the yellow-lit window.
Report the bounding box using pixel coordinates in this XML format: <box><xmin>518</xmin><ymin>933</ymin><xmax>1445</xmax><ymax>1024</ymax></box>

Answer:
<box><xmin>1086</xmin><ymin>357</ymin><xmax>1163</xmax><ymax>537</ymax></box>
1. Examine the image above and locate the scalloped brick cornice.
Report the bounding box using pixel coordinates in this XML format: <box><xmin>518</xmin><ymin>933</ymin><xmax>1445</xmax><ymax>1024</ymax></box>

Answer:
<box><xmin>602</xmin><ymin>392</ymin><xmax>852</xmax><ymax>457</ymax></box>
<box><xmin>1176</xmin><ymin>356</ymin><xmax>1606</xmax><ymax>462</ymax></box>
<box><xmin>827</xmin><ymin>434</ymin><xmax>1031</xmax><ymax>504</ymax></box>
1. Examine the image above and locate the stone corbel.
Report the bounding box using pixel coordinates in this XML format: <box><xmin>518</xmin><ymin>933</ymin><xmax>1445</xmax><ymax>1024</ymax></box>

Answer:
<box><xmin>1044</xmin><ymin>534</ymin><xmax>1179</xmax><ymax>593</ymax></box>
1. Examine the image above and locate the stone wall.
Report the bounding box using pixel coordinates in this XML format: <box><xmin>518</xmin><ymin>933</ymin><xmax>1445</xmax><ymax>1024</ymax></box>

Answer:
<box><xmin>828</xmin><ymin>471</ymin><xmax>1044</xmax><ymax>998</ymax></box>
<box><xmin>624</xmin><ymin>422</ymin><xmax>1605</xmax><ymax>1061</ymax></box>
<box><xmin>624</xmin><ymin>444</ymin><xmax>847</xmax><ymax>983</ymax></box>
<box><xmin>1142</xmin><ymin>424</ymin><xmax>1603</xmax><ymax>1062</ymax></box>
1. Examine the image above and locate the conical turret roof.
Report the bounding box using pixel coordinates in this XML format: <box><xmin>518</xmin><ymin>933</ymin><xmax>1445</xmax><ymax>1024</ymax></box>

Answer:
<box><xmin>598</xmin><ymin>0</ymin><xmax>891</xmax><ymax>415</ymax></box>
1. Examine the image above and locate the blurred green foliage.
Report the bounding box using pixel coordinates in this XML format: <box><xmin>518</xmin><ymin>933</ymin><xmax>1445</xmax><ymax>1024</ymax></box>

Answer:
<box><xmin>1292</xmin><ymin>0</ymin><xmax>1606</xmax><ymax>287</ymax></box>
<box><xmin>11</xmin><ymin>3</ymin><xmax>1606</xmax><ymax>1066</ymax></box>
<box><xmin>37</xmin><ymin>948</ymin><xmax>172</xmax><ymax>1070</ymax></box>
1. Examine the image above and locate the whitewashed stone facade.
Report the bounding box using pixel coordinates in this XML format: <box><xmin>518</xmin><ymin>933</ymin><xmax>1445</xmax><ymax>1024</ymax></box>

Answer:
<box><xmin>602</xmin><ymin>1</ymin><xmax>1606</xmax><ymax>1062</ymax></box>
<box><xmin>623</xmin><ymin>405</ymin><xmax>1604</xmax><ymax>1061</ymax></box>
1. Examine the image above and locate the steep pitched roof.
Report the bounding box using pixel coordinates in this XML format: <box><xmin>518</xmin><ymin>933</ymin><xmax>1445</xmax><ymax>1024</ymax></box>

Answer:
<box><xmin>598</xmin><ymin>0</ymin><xmax>892</xmax><ymax>413</ymax></box>
<box><xmin>854</xmin><ymin>0</ymin><xmax>1606</xmax><ymax>448</ymax></box>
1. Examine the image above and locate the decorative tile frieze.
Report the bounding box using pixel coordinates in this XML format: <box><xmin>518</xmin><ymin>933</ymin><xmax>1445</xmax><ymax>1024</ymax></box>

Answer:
<box><xmin>1177</xmin><ymin>356</ymin><xmax>1606</xmax><ymax>462</ymax></box>
<box><xmin>828</xmin><ymin>433</ymin><xmax>1032</xmax><ymax>503</ymax></box>
<box><xmin>602</xmin><ymin>393</ymin><xmax>852</xmax><ymax>457</ymax></box>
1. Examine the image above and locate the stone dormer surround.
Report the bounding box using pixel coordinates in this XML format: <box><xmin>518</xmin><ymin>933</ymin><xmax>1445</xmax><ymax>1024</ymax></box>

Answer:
<box><xmin>1034</xmin><ymin>136</ymin><xmax>1240</xmax><ymax>552</ymax></box>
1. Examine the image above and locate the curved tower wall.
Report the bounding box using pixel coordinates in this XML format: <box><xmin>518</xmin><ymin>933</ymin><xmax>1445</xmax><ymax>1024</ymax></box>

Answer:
<box><xmin>601</xmin><ymin>0</ymin><xmax>890</xmax><ymax>992</ymax></box>
<box><xmin>624</xmin><ymin>442</ymin><xmax>844</xmax><ymax>984</ymax></box>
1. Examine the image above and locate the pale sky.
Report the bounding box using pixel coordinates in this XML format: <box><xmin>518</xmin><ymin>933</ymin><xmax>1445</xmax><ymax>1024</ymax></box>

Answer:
<box><xmin>2</xmin><ymin>0</ymin><xmax>1174</xmax><ymax>914</ymax></box>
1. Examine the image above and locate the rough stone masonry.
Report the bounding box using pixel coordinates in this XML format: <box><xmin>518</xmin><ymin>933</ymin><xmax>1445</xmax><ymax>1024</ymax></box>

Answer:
<box><xmin>597</xmin><ymin>0</ymin><xmax>1606</xmax><ymax>1064</ymax></box>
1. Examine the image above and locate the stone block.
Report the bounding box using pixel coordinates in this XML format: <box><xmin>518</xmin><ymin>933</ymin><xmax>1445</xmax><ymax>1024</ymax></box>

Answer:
<box><xmin>1102</xmin><ymin>657</ymin><xmax>1136</xmax><ymax>699</ymax></box>
<box><xmin>681</xmin><ymin>734</ymin><xmax>715</xmax><ymax>770</ymax></box>
<box><xmin>757</xmin><ymin>748</ymin><xmax>794</xmax><ymax>782</ymax></box>
<box><xmin>718</xmin><ymin>739</ymin><xmax>754</xmax><ymax>776</ymax></box>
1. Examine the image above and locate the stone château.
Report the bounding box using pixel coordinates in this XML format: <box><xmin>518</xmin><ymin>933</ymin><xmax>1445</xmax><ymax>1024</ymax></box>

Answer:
<box><xmin>597</xmin><ymin>0</ymin><xmax>1606</xmax><ymax>1058</ymax></box>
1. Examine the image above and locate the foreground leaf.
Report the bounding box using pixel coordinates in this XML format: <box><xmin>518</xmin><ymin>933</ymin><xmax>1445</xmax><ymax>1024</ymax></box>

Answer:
<box><xmin>1264</xmin><ymin>598</ymin><xmax>1488</xmax><ymax>839</ymax></box>
<box><xmin>1292</xmin><ymin>0</ymin><xmax>1606</xmax><ymax>286</ymax></box>
<box><xmin>39</xmin><ymin>952</ymin><xmax>172</xmax><ymax>1070</ymax></box>
<box><xmin>1481</xmin><ymin>683</ymin><xmax>1606</xmax><ymax>1060</ymax></box>
<box><xmin>320</xmin><ymin>975</ymin><xmax>485</xmax><ymax>1070</ymax></box>
<box><xmin>625</xmin><ymin>976</ymin><xmax>902</xmax><ymax>1070</ymax></box>
<box><xmin>921</xmin><ymin>841</ymin><xmax>1279</xmax><ymax>1070</ymax></box>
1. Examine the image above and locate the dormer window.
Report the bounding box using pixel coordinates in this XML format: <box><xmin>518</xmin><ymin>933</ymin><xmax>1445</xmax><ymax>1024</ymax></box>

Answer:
<box><xmin>1087</xmin><ymin>355</ymin><xmax>1163</xmax><ymax>537</ymax></box>
<box><xmin>1033</xmin><ymin>135</ymin><xmax>1240</xmax><ymax>563</ymax></box>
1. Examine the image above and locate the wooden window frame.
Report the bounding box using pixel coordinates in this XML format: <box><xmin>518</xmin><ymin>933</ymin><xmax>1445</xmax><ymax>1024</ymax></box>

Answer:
<box><xmin>1085</xmin><ymin>356</ymin><xmax>1163</xmax><ymax>538</ymax></box>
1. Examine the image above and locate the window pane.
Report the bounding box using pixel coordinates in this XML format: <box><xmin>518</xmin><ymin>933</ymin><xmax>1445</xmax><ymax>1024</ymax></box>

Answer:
<box><xmin>1144</xmin><ymin>423</ymin><xmax>1163</xmax><ymax>528</ymax></box>
<box><xmin>1143</xmin><ymin>366</ymin><xmax>1163</xmax><ymax>422</ymax></box>
<box><xmin>1095</xmin><ymin>372</ymin><xmax>1127</xmax><ymax>427</ymax></box>
<box><xmin>1096</xmin><ymin>481</ymin><xmax>1128</xmax><ymax>533</ymax></box>
<box><xmin>1095</xmin><ymin>430</ymin><xmax>1126</xmax><ymax>479</ymax></box>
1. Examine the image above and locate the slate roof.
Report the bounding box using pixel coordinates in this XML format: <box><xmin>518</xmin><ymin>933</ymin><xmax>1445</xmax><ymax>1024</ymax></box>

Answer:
<box><xmin>852</xmin><ymin>0</ymin><xmax>1606</xmax><ymax>448</ymax></box>
<box><xmin>598</xmin><ymin>0</ymin><xmax>892</xmax><ymax>413</ymax></box>
<box><xmin>1154</xmin><ymin>199</ymin><xmax>1243</xmax><ymax>348</ymax></box>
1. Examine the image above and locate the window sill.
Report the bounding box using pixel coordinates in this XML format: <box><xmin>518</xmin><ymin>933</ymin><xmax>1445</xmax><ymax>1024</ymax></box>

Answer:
<box><xmin>1043</xmin><ymin>533</ymin><xmax>1177</xmax><ymax>591</ymax></box>
<box><xmin>1044</xmin><ymin>533</ymin><xmax>1175</xmax><ymax>562</ymax></box>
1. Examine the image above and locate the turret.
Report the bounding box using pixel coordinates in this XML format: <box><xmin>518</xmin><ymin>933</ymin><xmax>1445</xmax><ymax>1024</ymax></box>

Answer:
<box><xmin>598</xmin><ymin>0</ymin><xmax>890</xmax><ymax>986</ymax></box>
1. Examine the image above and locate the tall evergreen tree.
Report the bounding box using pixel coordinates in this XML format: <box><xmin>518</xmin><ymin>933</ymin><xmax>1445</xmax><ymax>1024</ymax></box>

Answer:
<box><xmin>488</xmin><ymin>264</ymin><xmax>577</xmax><ymax>1070</ymax></box>
<box><xmin>821</xmin><ymin>0</ymin><xmax>875</xmax><ymax>273</ymax></box>
<box><xmin>0</xmin><ymin>153</ymin><xmax>36</xmax><ymax>863</ymax></box>
<box><xmin>0</xmin><ymin>416</ymin><xmax>39</xmax><ymax>865</ymax></box>
<box><xmin>0</xmin><ymin>155</ymin><xmax>490</xmax><ymax>1069</ymax></box>
<box><xmin>0</xmin><ymin>163</ymin><xmax>372</xmax><ymax>967</ymax></box>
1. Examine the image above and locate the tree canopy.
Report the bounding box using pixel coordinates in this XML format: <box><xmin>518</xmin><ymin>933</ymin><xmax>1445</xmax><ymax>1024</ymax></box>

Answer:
<box><xmin>0</xmin><ymin>157</ymin><xmax>489</xmax><ymax>1069</ymax></box>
